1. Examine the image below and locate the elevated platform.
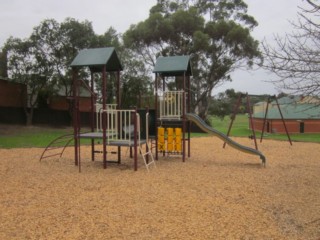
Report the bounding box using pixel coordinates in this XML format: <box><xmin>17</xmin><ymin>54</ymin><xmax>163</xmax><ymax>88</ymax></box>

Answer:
<box><xmin>79</xmin><ymin>132</ymin><xmax>147</xmax><ymax>147</ymax></box>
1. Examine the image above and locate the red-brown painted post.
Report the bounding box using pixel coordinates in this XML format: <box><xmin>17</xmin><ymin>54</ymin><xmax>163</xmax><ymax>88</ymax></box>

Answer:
<box><xmin>72</xmin><ymin>68</ymin><xmax>79</xmax><ymax>167</ymax></box>
<box><xmin>134</xmin><ymin>110</ymin><xmax>138</xmax><ymax>171</ymax></box>
<box><xmin>182</xmin><ymin>72</ymin><xmax>186</xmax><ymax>162</ymax></box>
<box><xmin>260</xmin><ymin>96</ymin><xmax>270</xmax><ymax>143</ymax></box>
<box><xmin>187</xmin><ymin>75</ymin><xmax>191</xmax><ymax>158</ymax></box>
<box><xmin>155</xmin><ymin>73</ymin><xmax>159</xmax><ymax>161</ymax></box>
<box><xmin>102</xmin><ymin>66</ymin><xmax>107</xmax><ymax>169</ymax></box>
<box><xmin>223</xmin><ymin>94</ymin><xmax>243</xmax><ymax>148</ymax></box>
<box><xmin>274</xmin><ymin>97</ymin><xmax>293</xmax><ymax>145</ymax></box>
<box><xmin>246</xmin><ymin>94</ymin><xmax>258</xmax><ymax>150</ymax></box>
<box><xmin>90</xmin><ymin>71</ymin><xmax>95</xmax><ymax>162</ymax></box>
<box><xmin>116</xmin><ymin>71</ymin><xmax>121</xmax><ymax>164</ymax></box>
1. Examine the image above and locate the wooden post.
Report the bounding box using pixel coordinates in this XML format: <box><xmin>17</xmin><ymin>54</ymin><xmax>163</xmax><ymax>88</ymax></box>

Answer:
<box><xmin>90</xmin><ymin>71</ymin><xmax>95</xmax><ymax>161</ymax></box>
<box><xmin>182</xmin><ymin>72</ymin><xmax>186</xmax><ymax>162</ymax></box>
<box><xmin>72</xmin><ymin>68</ymin><xmax>79</xmax><ymax>167</ymax></box>
<box><xmin>102</xmin><ymin>66</ymin><xmax>107</xmax><ymax>169</ymax></box>
<box><xmin>155</xmin><ymin>73</ymin><xmax>159</xmax><ymax>161</ymax></box>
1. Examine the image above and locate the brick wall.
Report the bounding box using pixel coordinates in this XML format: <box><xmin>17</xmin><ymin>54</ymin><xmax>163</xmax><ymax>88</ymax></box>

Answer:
<box><xmin>49</xmin><ymin>96</ymin><xmax>91</xmax><ymax>112</ymax></box>
<box><xmin>251</xmin><ymin>118</ymin><xmax>320</xmax><ymax>133</ymax></box>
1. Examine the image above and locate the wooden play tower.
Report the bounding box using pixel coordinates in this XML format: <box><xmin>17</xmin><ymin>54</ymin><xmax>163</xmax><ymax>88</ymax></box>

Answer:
<box><xmin>69</xmin><ymin>47</ymin><xmax>154</xmax><ymax>172</ymax></box>
<box><xmin>153</xmin><ymin>55</ymin><xmax>192</xmax><ymax>162</ymax></box>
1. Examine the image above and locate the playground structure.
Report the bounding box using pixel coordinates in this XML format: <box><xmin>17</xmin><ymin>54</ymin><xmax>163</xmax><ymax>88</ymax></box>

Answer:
<box><xmin>224</xmin><ymin>93</ymin><xmax>292</xmax><ymax>149</ymax></box>
<box><xmin>152</xmin><ymin>56</ymin><xmax>266</xmax><ymax>165</ymax></box>
<box><xmin>153</xmin><ymin>56</ymin><xmax>192</xmax><ymax>161</ymax></box>
<box><xmin>260</xmin><ymin>95</ymin><xmax>292</xmax><ymax>145</ymax></box>
<box><xmin>40</xmin><ymin>47</ymin><xmax>155</xmax><ymax>172</ymax></box>
<box><xmin>41</xmin><ymin>48</ymin><xmax>266</xmax><ymax>170</ymax></box>
<box><xmin>157</xmin><ymin>127</ymin><xmax>182</xmax><ymax>153</ymax></box>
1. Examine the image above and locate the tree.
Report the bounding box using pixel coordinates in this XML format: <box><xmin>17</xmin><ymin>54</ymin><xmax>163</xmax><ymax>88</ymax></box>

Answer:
<box><xmin>123</xmin><ymin>0</ymin><xmax>261</xmax><ymax>120</ymax></box>
<box><xmin>209</xmin><ymin>89</ymin><xmax>244</xmax><ymax>119</ymax></box>
<box><xmin>30</xmin><ymin>18</ymin><xmax>98</xmax><ymax>98</ymax></box>
<box><xmin>4</xmin><ymin>37</ymin><xmax>51</xmax><ymax>125</ymax></box>
<box><xmin>120</xmin><ymin>51</ymin><xmax>153</xmax><ymax>108</ymax></box>
<box><xmin>4</xmin><ymin>18</ymin><xmax>122</xmax><ymax>125</ymax></box>
<box><xmin>0</xmin><ymin>50</ymin><xmax>8</xmax><ymax>77</ymax></box>
<box><xmin>262</xmin><ymin>0</ymin><xmax>320</xmax><ymax>98</ymax></box>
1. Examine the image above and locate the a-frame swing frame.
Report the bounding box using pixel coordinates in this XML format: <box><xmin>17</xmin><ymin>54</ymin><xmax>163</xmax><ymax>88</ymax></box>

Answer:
<box><xmin>223</xmin><ymin>94</ymin><xmax>292</xmax><ymax>149</ymax></box>
<box><xmin>223</xmin><ymin>93</ymin><xmax>259</xmax><ymax>150</ymax></box>
<box><xmin>260</xmin><ymin>95</ymin><xmax>292</xmax><ymax>145</ymax></box>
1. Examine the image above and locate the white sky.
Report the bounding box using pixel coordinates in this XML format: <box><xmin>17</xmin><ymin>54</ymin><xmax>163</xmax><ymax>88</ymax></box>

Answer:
<box><xmin>0</xmin><ymin>0</ymin><xmax>309</xmax><ymax>95</ymax></box>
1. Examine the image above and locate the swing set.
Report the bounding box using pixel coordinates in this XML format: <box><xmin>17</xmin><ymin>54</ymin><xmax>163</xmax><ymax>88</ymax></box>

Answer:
<box><xmin>224</xmin><ymin>93</ymin><xmax>292</xmax><ymax>151</ymax></box>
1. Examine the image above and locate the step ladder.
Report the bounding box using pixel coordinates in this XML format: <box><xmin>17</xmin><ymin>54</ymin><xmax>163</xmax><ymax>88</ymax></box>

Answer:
<box><xmin>139</xmin><ymin>143</ymin><xmax>156</xmax><ymax>172</ymax></box>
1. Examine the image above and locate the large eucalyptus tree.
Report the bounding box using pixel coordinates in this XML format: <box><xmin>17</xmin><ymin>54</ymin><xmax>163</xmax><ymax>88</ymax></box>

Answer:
<box><xmin>123</xmin><ymin>0</ymin><xmax>262</xmax><ymax>119</ymax></box>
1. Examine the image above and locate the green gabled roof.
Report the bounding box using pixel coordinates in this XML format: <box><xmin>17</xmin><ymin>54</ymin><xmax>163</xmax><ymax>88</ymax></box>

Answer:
<box><xmin>254</xmin><ymin>104</ymin><xmax>320</xmax><ymax>120</ymax></box>
<box><xmin>271</xmin><ymin>96</ymin><xmax>299</xmax><ymax>105</ymax></box>
<box><xmin>70</xmin><ymin>47</ymin><xmax>123</xmax><ymax>72</ymax></box>
<box><xmin>153</xmin><ymin>55</ymin><xmax>192</xmax><ymax>76</ymax></box>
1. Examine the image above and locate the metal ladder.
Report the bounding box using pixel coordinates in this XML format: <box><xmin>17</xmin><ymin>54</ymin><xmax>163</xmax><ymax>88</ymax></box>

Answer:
<box><xmin>139</xmin><ymin>143</ymin><xmax>156</xmax><ymax>172</ymax></box>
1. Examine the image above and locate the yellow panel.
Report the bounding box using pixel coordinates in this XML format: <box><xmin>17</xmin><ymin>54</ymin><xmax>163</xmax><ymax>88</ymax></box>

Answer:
<box><xmin>175</xmin><ymin>143</ymin><xmax>181</xmax><ymax>152</ymax></box>
<box><xmin>158</xmin><ymin>127</ymin><xmax>165</xmax><ymax>136</ymax></box>
<box><xmin>158</xmin><ymin>135</ymin><xmax>165</xmax><ymax>151</ymax></box>
<box><xmin>175</xmin><ymin>128</ymin><xmax>182</xmax><ymax>136</ymax></box>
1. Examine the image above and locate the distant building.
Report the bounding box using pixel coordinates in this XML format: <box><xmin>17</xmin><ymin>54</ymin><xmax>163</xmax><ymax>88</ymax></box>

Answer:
<box><xmin>0</xmin><ymin>77</ymin><xmax>92</xmax><ymax>125</ymax></box>
<box><xmin>48</xmin><ymin>85</ymin><xmax>92</xmax><ymax>112</ymax></box>
<box><xmin>0</xmin><ymin>77</ymin><xmax>25</xmax><ymax>107</ymax></box>
<box><xmin>251</xmin><ymin>96</ymin><xmax>320</xmax><ymax>133</ymax></box>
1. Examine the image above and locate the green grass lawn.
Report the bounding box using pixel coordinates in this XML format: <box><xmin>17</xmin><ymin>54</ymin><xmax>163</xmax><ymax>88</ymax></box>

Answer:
<box><xmin>0</xmin><ymin>115</ymin><xmax>319</xmax><ymax>149</ymax></box>
<box><xmin>209</xmin><ymin>114</ymin><xmax>320</xmax><ymax>143</ymax></box>
<box><xmin>0</xmin><ymin>125</ymin><xmax>74</xmax><ymax>148</ymax></box>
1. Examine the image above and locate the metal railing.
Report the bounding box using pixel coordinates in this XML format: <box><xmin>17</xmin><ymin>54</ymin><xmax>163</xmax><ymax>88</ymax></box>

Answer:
<box><xmin>159</xmin><ymin>91</ymin><xmax>184</xmax><ymax>119</ymax></box>
<box><xmin>99</xmin><ymin>109</ymin><xmax>142</xmax><ymax>145</ymax></box>
<box><xmin>96</xmin><ymin>104</ymin><xmax>117</xmax><ymax>132</ymax></box>
<box><xmin>107</xmin><ymin>109</ymin><xmax>134</xmax><ymax>143</ymax></box>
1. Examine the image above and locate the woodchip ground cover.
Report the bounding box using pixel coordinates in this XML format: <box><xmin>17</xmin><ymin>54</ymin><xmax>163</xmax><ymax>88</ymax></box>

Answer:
<box><xmin>0</xmin><ymin>135</ymin><xmax>319</xmax><ymax>239</ymax></box>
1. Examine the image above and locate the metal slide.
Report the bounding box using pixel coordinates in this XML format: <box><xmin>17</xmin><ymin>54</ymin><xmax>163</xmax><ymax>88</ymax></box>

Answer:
<box><xmin>185</xmin><ymin>113</ymin><xmax>266</xmax><ymax>166</ymax></box>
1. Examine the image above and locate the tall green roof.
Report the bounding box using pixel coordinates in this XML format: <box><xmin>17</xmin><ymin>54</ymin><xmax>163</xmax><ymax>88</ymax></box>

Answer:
<box><xmin>153</xmin><ymin>55</ymin><xmax>192</xmax><ymax>76</ymax></box>
<box><xmin>70</xmin><ymin>47</ymin><xmax>123</xmax><ymax>72</ymax></box>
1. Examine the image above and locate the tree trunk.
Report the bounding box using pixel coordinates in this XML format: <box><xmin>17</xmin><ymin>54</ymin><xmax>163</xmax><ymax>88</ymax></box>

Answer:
<box><xmin>197</xmin><ymin>100</ymin><xmax>209</xmax><ymax>120</ymax></box>
<box><xmin>25</xmin><ymin>108</ymin><xmax>34</xmax><ymax>126</ymax></box>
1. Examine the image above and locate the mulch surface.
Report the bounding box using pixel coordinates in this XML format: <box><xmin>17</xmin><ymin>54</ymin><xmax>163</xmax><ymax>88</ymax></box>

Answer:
<box><xmin>0</xmin><ymin>137</ymin><xmax>320</xmax><ymax>239</ymax></box>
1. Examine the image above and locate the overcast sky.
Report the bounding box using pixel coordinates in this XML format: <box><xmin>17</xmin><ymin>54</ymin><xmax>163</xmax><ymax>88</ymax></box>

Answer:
<box><xmin>0</xmin><ymin>0</ymin><xmax>308</xmax><ymax>95</ymax></box>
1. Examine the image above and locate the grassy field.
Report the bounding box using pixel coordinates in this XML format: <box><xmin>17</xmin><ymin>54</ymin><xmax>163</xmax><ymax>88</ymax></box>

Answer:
<box><xmin>210</xmin><ymin>114</ymin><xmax>320</xmax><ymax>143</ymax></box>
<box><xmin>0</xmin><ymin>114</ymin><xmax>319</xmax><ymax>148</ymax></box>
<box><xmin>0</xmin><ymin>125</ymin><xmax>74</xmax><ymax>148</ymax></box>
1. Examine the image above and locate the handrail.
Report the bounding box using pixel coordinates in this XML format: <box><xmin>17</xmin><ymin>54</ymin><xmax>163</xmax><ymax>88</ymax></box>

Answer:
<box><xmin>159</xmin><ymin>91</ymin><xmax>184</xmax><ymax>119</ymax></box>
<box><xmin>96</xmin><ymin>104</ymin><xmax>117</xmax><ymax>132</ymax></box>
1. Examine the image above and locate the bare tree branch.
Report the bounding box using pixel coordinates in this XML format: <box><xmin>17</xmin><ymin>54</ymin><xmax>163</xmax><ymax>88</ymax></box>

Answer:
<box><xmin>262</xmin><ymin>0</ymin><xmax>320</xmax><ymax>97</ymax></box>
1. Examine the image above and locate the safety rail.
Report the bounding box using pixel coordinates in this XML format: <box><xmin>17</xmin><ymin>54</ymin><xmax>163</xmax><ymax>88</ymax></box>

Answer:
<box><xmin>96</xmin><ymin>104</ymin><xmax>117</xmax><ymax>132</ymax></box>
<box><xmin>103</xmin><ymin>109</ymin><xmax>141</xmax><ymax>145</ymax></box>
<box><xmin>159</xmin><ymin>91</ymin><xmax>184</xmax><ymax>119</ymax></box>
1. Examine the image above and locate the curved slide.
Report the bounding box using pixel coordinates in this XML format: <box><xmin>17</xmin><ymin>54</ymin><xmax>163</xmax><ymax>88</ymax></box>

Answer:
<box><xmin>186</xmin><ymin>113</ymin><xmax>266</xmax><ymax>166</ymax></box>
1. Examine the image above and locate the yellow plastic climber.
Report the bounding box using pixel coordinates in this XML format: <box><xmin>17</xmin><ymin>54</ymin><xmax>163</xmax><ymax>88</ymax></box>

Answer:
<box><xmin>158</xmin><ymin>127</ymin><xmax>165</xmax><ymax>152</ymax></box>
<box><xmin>167</xmin><ymin>128</ymin><xmax>173</xmax><ymax>152</ymax></box>
<box><xmin>175</xmin><ymin>128</ymin><xmax>182</xmax><ymax>152</ymax></box>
